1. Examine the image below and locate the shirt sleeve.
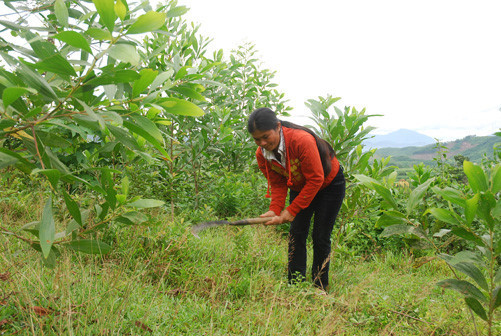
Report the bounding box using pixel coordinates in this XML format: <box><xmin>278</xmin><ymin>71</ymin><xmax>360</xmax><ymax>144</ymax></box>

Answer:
<box><xmin>256</xmin><ymin>149</ymin><xmax>288</xmax><ymax>215</ymax></box>
<box><xmin>285</xmin><ymin>134</ymin><xmax>324</xmax><ymax>217</ymax></box>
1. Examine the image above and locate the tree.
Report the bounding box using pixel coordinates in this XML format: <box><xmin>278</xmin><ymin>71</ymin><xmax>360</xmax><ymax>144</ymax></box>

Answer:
<box><xmin>0</xmin><ymin>0</ymin><xmax>209</xmax><ymax>265</ymax></box>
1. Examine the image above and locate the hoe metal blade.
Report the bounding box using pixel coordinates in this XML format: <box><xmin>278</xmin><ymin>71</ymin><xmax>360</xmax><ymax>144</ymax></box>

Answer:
<box><xmin>191</xmin><ymin>217</ymin><xmax>273</xmax><ymax>237</ymax></box>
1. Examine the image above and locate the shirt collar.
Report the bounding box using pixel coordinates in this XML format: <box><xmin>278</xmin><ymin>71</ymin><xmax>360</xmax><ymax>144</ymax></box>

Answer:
<box><xmin>262</xmin><ymin>127</ymin><xmax>286</xmax><ymax>167</ymax></box>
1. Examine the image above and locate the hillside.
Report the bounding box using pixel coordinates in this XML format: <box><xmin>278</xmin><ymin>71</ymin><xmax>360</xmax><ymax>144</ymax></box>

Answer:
<box><xmin>372</xmin><ymin>135</ymin><xmax>499</xmax><ymax>168</ymax></box>
<box><xmin>364</xmin><ymin>129</ymin><xmax>435</xmax><ymax>148</ymax></box>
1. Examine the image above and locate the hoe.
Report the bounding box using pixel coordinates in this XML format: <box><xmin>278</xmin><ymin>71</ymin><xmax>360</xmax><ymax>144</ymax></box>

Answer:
<box><xmin>191</xmin><ymin>216</ymin><xmax>274</xmax><ymax>237</ymax></box>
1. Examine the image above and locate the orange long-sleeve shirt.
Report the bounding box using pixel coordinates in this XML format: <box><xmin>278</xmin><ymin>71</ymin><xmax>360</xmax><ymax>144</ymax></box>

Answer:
<box><xmin>256</xmin><ymin>126</ymin><xmax>340</xmax><ymax>217</ymax></box>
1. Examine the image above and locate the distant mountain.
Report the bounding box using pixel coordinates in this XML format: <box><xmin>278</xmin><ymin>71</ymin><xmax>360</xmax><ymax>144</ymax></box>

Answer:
<box><xmin>364</xmin><ymin>129</ymin><xmax>435</xmax><ymax>149</ymax></box>
<box><xmin>373</xmin><ymin>135</ymin><xmax>498</xmax><ymax>168</ymax></box>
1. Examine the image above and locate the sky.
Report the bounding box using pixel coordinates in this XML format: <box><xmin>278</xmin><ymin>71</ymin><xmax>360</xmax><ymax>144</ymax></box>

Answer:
<box><xmin>182</xmin><ymin>0</ymin><xmax>501</xmax><ymax>141</ymax></box>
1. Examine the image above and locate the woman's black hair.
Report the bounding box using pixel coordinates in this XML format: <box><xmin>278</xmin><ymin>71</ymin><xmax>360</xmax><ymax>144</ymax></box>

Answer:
<box><xmin>248</xmin><ymin>107</ymin><xmax>336</xmax><ymax>177</ymax></box>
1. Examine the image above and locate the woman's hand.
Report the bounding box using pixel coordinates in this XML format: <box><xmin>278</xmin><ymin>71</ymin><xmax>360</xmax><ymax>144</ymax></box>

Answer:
<box><xmin>280</xmin><ymin>209</ymin><xmax>295</xmax><ymax>223</ymax></box>
<box><xmin>260</xmin><ymin>211</ymin><xmax>277</xmax><ymax>218</ymax></box>
<box><xmin>264</xmin><ymin>209</ymin><xmax>294</xmax><ymax>225</ymax></box>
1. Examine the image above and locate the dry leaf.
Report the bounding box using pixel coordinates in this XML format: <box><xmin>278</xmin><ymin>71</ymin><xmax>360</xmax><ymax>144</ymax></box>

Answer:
<box><xmin>134</xmin><ymin>320</ymin><xmax>153</xmax><ymax>333</ymax></box>
<box><xmin>0</xmin><ymin>272</ymin><xmax>10</xmax><ymax>281</ymax></box>
<box><xmin>166</xmin><ymin>288</ymin><xmax>186</xmax><ymax>296</ymax></box>
<box><xmin>30</xmin><ymin>306</ymin><xmax>54</xmax><ymax>316</ymax></box>
<box><xmin>0</xmin><ymin>319</ymin><xmax>11</xmax><ymax>327</ymax></box>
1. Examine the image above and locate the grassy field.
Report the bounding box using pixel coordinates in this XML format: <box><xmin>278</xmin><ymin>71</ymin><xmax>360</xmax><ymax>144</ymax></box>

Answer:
<box><xmin>2</xmin><ymin>196</ymin><xmax>498</xmax><ymax>336</ymax></box>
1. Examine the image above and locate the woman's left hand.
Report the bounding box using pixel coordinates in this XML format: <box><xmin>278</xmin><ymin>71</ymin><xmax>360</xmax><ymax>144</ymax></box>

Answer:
<box><xmin>265</xmin><ymin>209</ymin><xmax>295</xmax><ymax>225</ymax></box>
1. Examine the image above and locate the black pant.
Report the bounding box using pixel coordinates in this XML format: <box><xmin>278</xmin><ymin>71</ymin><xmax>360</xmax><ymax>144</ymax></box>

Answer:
<box><xmin>287</xmin><ymin>168</ymin><xmax>346</xmax><ymax>289</ymax></box>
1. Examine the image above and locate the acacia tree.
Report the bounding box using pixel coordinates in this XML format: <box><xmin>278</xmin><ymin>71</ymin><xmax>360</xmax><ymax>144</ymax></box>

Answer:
<box><xmin>149</xmin><ymin>42</ymin><xmax>292</xmax><ymax>211</ymax></box>
<box><xmin>204</xmin><ymin>43</ymin><xmax>292</xmax><ymax>171</ymax></box>
<box><xmin>0</xmin><ymin>0</ymin><xmax>212</xmax><ymax>265</ymax></box>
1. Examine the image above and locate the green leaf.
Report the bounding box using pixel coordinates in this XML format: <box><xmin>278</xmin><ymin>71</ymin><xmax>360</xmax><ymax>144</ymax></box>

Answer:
<box><xmin>123</xmin><ymin>120</ymin><xmax>170</xmax><ymax>159</ymax></box>
<box><xmin>437</xmin><ymin>279</ymin><xmax>487</xmax><ymax>302</ymax></box>
<box><xmin>463</xmin><ymin>161</ymin><xmax>488</xmax><ymax>193</ymax></box>
<box><xmin>2</xmin><ymin>87</ymin><xmax>36</xmax><ymax>108</ymax></box>
<box><xmin>114</xmin><ymin>0</ymin><xmax>127</xmax><ymax>21</ymax></box>
<box><xmin>496</xmin><ymin>268</ymin><xmax>501</xmax><ymax>284</ymax></box>
<box><xmin>67</xmin><ymin>239</ymin><xmax>111</xmax><ymax>254</ymax></box>
<box><xmin>432</xmin><ymin>186</ymin><xmax>466</xmax><ymax>207</ymax></box>
<box><xmin>174</xmin><ymin>65</ymin><xmax>190</xmax><ymax>80</ymax></box>
<box><xmin>86</xmin><ymin>69</ymin><xmax>140</xmax><ymax>86</ymax></box>
<box><xmin>129</xmin><ymin>114</ymin><xmax>163</xmax><ymax>143</ymax></box>
<box><xmin>62</xmin><ymin>190</ymin><xmax>82</xmax><ymax>226</ymax></box>
<box><xmin>121</xmin><ymin>175</ymin><xmax>129</xmax><ymax>196</ymax></box>
<box><xmin>465</xmin><ymin>194</ymin><xmax>480</xmax><ymax>226</ymax></box>
<box><xmin>433</xmin><ymin>229</ymin><xmax>451</xmax><ymax>238</ymax></box>
<box><xmin>39</xmin><ymin>197</ymin><xmax>55</xmax><ymax>259</ymax></box>
<box><xmin>54</xmin><ymin>31</ymin><xmax>92</xmax><ymax>53</ymax></box>
<box><xmin>495</xmin><ymin>238</ymin><xmax>501</xmax><ymax>256</ymax></box>
<box><xmin>493</xmin><ymin>286</ymin><xmax>501</xmax><ymax>309</ymax></box>
<box><xmin>158</xmin><ymin>98</ymin><xmax>204</xmax><ymax>117</ymax></box>
<box><xmin>0</xmin><ymin>19</ymin><xmax>24</xmax><ymax>31</ymax></box>
<box><xmin>108</xmin><ymin>125</ymin><xmax>140</xmax><ymax>150</ymax></box>
<box><xmin>380</xmin><ymin>224</ymin><xmax>416</xmax><ymax>238</ymax></box>
<box><xmin>23</xmin><ymin>31</ymin><xmax>57</xmax><ymax>59</ymax></box>
<box><xmin>34</xmin><ymin>53</ymin><xmax>77</xmax><ymax>77</ymax></box>
<box><xmin>0</xmin><ymin>151</ymin><xmax>18</xmax><ymax>168</ymax></box>
<box><xmin>79</xmin><ymin>99</ymin><xmax>106</xmax><ymax>130</ymax></box>
<box><xmin>32</xmin><ymin>168</ymin><xmax>60</xmax><ymax>190</ymax></box>
<box><xmin>108</xmin><ymin>44</ymin><xmax>139</xmax><ymax>66</ymax></box>
<box><xmin>375</xmin><ymin>211</ymin><xmax>407</xmax><ymax>228</ymax></box>
<box><xmin>127</xmin><ymin>11</ymin><xmax>166</xmax><ymax>34</ymax></box>
<box><xmin>440</xmin><ymin>251</ymin><xmax>483</xmax><ymax>265</ymax></box>
<box><xmin>451</xmin><ymin>227</ymin><xmax>485</xmax><ymax>247</ymax></box>
<box><xmin>30</xmin><ymin>243</ymin><xmax>60</xmax><ymax>269</ymax></box>
<box><xmin>452</xmin><ymin>262</ymin><xmax>489</xmax><ymax>291</ymax></box>
<box><xmin>0</xmin><ymin>148</ymin><xmax>35</xmax><ymax>172</ymax></box>
<box><xmin>99</xmin><ymin>169</ymin><xmax>117</xmax><ymax>210</ymax></box>
<box><xmin>54</xmin><ymin>0</ymin><xmax>68</xmax><ymax>27</ymax></box>
<box><xmin>407</xmin><ymin>178</ymin><xmax>434</xmax><ymax>215</ymax></box>
<box><xmin>0</xmin><ymin>119</ymin><xmax>16</xmax><ymax>129</ymax></box>
<box><xmin>166</xmin><ymin>5</ymin><xmax>189</xmax><ymax>18</ymax></box>
<box><xmin>92</xmin><ymin>0</ymin><xmax>116</xmax><ymax>32</ymax></box>
<box><xmin>474</xmin><ymin>192</ymin><xmax>495</xmax><ymax>231</ymax></box>
<box><xmin>491</xmin><ymin>164</ymin><xmax>501</xmax><ymax>193</ymax></box>
<box><xmin>22</xmin><ymin>221</ymin><xmax>40</xmax><ymax>237</ymax></box>
<box><xmin>171</xmin><ymin>86</ymin><xmax>206</xmax><ymax>101</ymax></box>
<box><xmin>126</xmin><ymin>199</ymin><xmax>165</xmax><ymax>209</ymax></box>
<box><xmin>115</xmin><ymin>211</ymin><xmax>148</xmax><ymax>225</ymax></box>
<box><xmin>149</xmin><ymin>69</ymin><xmax>174</xmax><ymax>91</ymax></box>
<box><xmin>105</xmin><ymin>188</ymin><xmax>117</xmax><ymax>210</ymax></box>
<box><xmin>429</xmin><ymin>208</ymin><xmax>461</xmax><ymax>226</ymax></box>
<box><xmin>132</xmin><ymin>68</ymin><xmax>158</xmax><ymax>97</ymax></box>
<box><xmin>66</xmin><ymin>209</ymin><xmax>89</xmax><ymax>235</ymax></box>
<box><xmin>464</xmin><ymin>297</ymin><xmax>487</xmax><ymax>321</ymax></box>
<box><xmin>86</xmin><ymin>28</ymin><xmax>112</xmax><ymax>41</ymax></box>
<box><xmin>37</xmin><ymin>131</ymin><xmax>72</xmax><ymax>148</ymax></box>
<box><xmin>17</xmin><ymin>63</ymin><xmax>59</xmax><ymax>102</ymax></box>
<box><xmin>44</xmin><ymin>148</ymin><xmax>71</xmax><ymax>175</ymax></box>
<box><xmin>155</xmin><ymin>119</ymin><xmax>172</xmax><ymax>126</ymax></box>
<box><xmin>354</xmin><ymin>174</ymin><xmax>381</xmax><ymax>187</ymax></box>
<box><xmin>372</xmin><ymin>182</ymin><xmax>398</xmax><ymax>209</ymax></box>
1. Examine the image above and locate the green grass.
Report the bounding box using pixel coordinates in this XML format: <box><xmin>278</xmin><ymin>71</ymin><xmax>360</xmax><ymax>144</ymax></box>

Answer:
<box><xmin>1</xmin><ymin>186</ymin><xmax>499</xmax><ymax>335</ymax></box>
<box><xmin>2</xmin><ymin>221</ymin><xmax>498</xmax><ymax>335</ymax></box>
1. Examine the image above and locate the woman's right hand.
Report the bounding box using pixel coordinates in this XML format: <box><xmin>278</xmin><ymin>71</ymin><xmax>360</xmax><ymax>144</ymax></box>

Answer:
<box><xmin>261</xmin><ymin>211</ymin><xmax>285</xmax><ymax>225</ymax></box>
<box><xmin>260</xmin><ymin>211</ymin><xmax>277</xmax><ymax>218</ymax></box>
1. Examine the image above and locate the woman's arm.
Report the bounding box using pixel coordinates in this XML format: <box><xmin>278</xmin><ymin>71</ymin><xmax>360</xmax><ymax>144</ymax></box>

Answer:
<box><xmin>285</xmin><ymin>134</ymin><xmax>325</xmax><ymax>217</ymax></box>
<box><xmin>256</xmin><ymin>149</ymin><xmax>288</xmax><ymax>215</ymax></box>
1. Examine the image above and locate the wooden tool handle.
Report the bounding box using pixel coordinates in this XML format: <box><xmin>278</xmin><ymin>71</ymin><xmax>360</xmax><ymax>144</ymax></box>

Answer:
<box><xmin>229</xmin><ymin>217</ymin><xmax>274</xmax><ymax>226</ymax></box>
